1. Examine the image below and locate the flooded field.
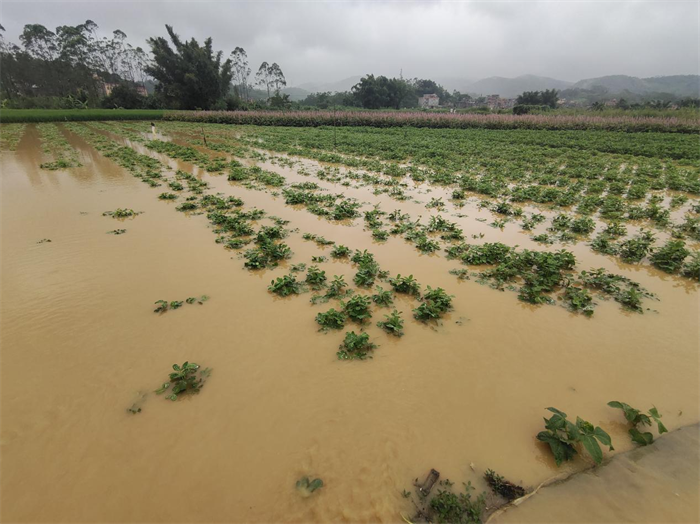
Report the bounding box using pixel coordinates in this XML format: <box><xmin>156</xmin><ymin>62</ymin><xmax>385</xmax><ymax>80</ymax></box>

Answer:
<box><xmin>1</xmin><ymin>121</ymin><xmax>699</xmax><ymax>523</ymax></box>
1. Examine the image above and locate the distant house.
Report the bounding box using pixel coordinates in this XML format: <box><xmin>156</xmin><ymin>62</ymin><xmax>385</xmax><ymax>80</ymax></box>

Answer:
<box><xmin>103</xmin><ymin>83</ymin><xmax>118</xmax><ymax>97</ymax></box>
<box><xmin>486</xmin><ymin>94</ymin><xmax>515</xmax><ymax>110</ymax></box>
<box><xmin>419</xmin><ymin>94</ymin><xmax>440</xmax><ymax>108</ymax></box>
<box><xmin>101</xmin><ymin>82</ymin><xmax>148</xmax><ymax>98</ymax></box>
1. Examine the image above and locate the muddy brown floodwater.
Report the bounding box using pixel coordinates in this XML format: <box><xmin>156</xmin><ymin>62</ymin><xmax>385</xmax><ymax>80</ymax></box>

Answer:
<box><xmin>1</xmin><ymin>123</ymin><xmax>699</xmax><ymax>523</ymax></box>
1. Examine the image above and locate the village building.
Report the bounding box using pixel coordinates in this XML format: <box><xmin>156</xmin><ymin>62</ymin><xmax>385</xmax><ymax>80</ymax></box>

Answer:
<box><xmin>418</xmin><ymin>93</ymin><xmax>440</xmax><ymax>108</ymax></box>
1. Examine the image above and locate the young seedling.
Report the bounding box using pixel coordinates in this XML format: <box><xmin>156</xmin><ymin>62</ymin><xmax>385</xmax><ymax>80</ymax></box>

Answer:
<box><xmin>295</xmin><ymin>477</ymin><xmax>323</xmax><ymax>497</ymax></box>
<box><xmin>536</xmin><ymin>407</ymin><xmax>613</xmax><ymax>466</ymax></box>
<box><xmin>483</xmin><ymin>470</ymin><xmax>526</xmax><ymax>501</ymax></box>
<box><xmin>154</xmin><ymin>300</ymin><xmax>168</xmax><ymax>313</ymax></box>
<box><xmin>608</xmin><ymin>401</ymin><xmax>668</xmax><ymax>446</ymax></box>
<box><xmin>155</xmin><ymin>362</ymin><xmax>208</xmax><ymax>401</ymax></box>
<box><xmin>103</xmin><ymin>208</ymin><xmax>141</xmax><ymax>218</ymax></box>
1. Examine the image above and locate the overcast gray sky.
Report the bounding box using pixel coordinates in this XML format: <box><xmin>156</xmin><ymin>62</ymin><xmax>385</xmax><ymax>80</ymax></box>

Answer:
<box><xmin>2</xmin><ymin>0</ymin><xmax>698</xmax><ymax>87</ymax></box>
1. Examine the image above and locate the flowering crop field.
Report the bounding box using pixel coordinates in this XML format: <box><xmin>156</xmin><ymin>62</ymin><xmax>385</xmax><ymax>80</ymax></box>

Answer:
<box><xmin>164</xmin><ymin>109</ymin><xmax>700</xmax><ymax>133</ymax></box>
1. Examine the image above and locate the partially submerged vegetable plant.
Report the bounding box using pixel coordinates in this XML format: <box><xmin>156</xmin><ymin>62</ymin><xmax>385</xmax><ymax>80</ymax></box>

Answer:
<box><xmin>305</xmin><ymin>265</ymin><xmax>327</xmax><ymax>290</ymax></box>
<box><xmin>330</xmin><ymin>244</ymin><xmax>351</xmax><ymax>258</ymax></box>
<box><xmin>268</xmin><ymin>274</ymin><xmax>303</xmax><ymax>297</ymax></box>
<box><xmin>414</xmin><ymin>287</ymin><xmax>454</xmax><ymax>322</ymax></box>
<box><xmin>154</xmin><ymin>296</ymin><xmax>209</xmax><ymax>312</ymax></box>
<box><xmin>103</xmin><ymin>208</ymin><xmax>141</xmax><ymax>218</ymax></box>
<box><xmin>337</xmin><ymin>331</ymin><xmax>376</xmax><ymax>360</ymax></box>
<box><xmin>155</xmin><ymin>362</ymin><xmax>210</xmax><ymax>401</ymax></box>
<box><xmin>316</xmin><ymin>308</ymin><xmax>346</xmax><ymax>330</ymax></box>
<box><xmin>536</xmin><ymin>407</ymin><xmax>613</xmax><ymax>465</ymax></box>
<box><xmin>484</xmin><ymin>469</ymin><xmax>526</xmax><ymax>501</ymax></box>
<box><xmin>372</xmin><ymin>286</ymin><xmax>393</xmax><ymax>307</ymax></box>
<box><xmin>341</xmin><ymin>294</ymin><xmax>372</xmax><ymax>323</ymax></box>
<box><xmin>295</xmin><ymin>477</ymin><xmax>323</xmax><ymax>497</ymax></box>
<box><xmin>377</xmin><ymin>309</ymin><xmax>404</xmax><ymax>336</ymax></box>
<box><xmin>389</xmin><ymin>274</ymin><xmax>421</xmax><ymax>296</ymax></box>
<box><xmin>429</xmin><ymin>480</ymin><xmax>485</xmax><ymax>524</ymax></box>
<box><xmin>608</xmin><ymin>401</ymin><xmax>668</xmax><ymax>446</ymax></box>
<box><xmin>650</xmin><ymin>240</ymin><xmax>689</xmax><ymax>274</ymax></box>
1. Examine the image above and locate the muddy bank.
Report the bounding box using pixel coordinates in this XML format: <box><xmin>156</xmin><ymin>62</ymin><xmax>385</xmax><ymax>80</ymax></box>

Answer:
<box><xmin>490</xmin><ymin>424</ymin><xmax>700</xmax><ymax>524</ymax></box>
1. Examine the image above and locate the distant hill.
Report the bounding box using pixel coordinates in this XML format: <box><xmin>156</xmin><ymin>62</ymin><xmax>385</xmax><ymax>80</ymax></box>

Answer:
<box><xmin>288</xmin><ymin>74</ymin><xmax>700</xmax><ymax>100</ymax></box>
<box><xmin>297</xmin><ymin>76</ymin><xmax>363</xmax><ymax>94</ymax></box>
<box><xmin>281</xmin><ymin>87</ymin><xmax>311</xmax><ymax>101</ymax></box>
<box><xmin>464</xmin><ymin>75</ymin><xmax>573</xmax><ymax>97</ymax></box>
<box><xmin>573</xmin><ymin>75</ymin><xmax>699</xmax><ymax>98</ymax></box>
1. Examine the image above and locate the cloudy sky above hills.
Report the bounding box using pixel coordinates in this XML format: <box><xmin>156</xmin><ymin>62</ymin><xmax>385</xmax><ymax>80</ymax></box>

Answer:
<box><xmin>3</xmin><ymin>0</ymin><xmax>698</xmax><ymax>86</ymax></box>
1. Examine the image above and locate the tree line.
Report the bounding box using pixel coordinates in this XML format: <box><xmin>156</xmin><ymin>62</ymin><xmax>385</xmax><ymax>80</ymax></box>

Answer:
<box><xmin>298</xmin><ymin>75</ymin><xmax>481</xmax><ymax>110</ymax></box>
<box><xmin>0</xmin><ymin>21</ymin><xmax>288</xmax><ymax>110</ymax></box>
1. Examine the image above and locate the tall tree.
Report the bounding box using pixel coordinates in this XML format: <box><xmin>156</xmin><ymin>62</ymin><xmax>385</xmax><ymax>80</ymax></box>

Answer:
<box><xmin>268</xmin><ymin>62</ymin><xmax>286</xmax><ymax>94</ymax></box>
<box><xmin>146</xmin><ymin>25</ymin><xmax>233</xmax><ymax>110</ymax></box>
<box><xmin>255</xmin><ymin>61</ymin><xmax>286</xmax><ymax>99</ymax></box>
<box><xmin>230</xmin><ymin>47</ymin><xmax>250</xmax><ymax>99</ymax></box>
<box><xmin>19</xmin><ymin>24</ymin><xmax>58</xmax><ymax>61</ymax></box>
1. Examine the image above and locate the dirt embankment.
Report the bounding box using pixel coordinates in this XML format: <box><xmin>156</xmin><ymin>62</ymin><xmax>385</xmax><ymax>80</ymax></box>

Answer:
<box><xmin>489</xmin><ymin>424</ymin><xmax>700</xmax><ymax>524</ymax></box>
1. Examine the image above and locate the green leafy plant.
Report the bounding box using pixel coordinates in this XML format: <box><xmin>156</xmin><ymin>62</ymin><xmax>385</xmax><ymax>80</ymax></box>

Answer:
<box><xmin>341</xmin><ymin>294</ymin><xmax>372</xmax><ymax>323</ymax></box>
<box><xmin>328</xmin><ymin>275</ymin><xmax>349</xmax><ymax>297</ymax></box>
<box><xmin>268</xmin><ymin>274</ymin><xmax>303</xmax><ymax>297</ymax></box>
<box><xmin>429</xmin><ymin>481</ymin><xmax>485</xmax><ymax>524</ymax></box>
<box><xmin>619</xmin><ymin>231</ymin><xmax>655</xmax><ymax>263</ymax></box>
<box><xmin>155</xmin><ymin>362</ymin><xmax>207</xmax><ymax>401</ymax></box>
<box><xmin>107</xmin><ymin>229</ymin><xmax>127</xmax><ymax>235</ymax></box>
<box><xmin>564</xmin><ymin>286</ymin><xmax>595</xmax><ymax>316</ymax></box>
<box><xmin>681</xmin><ymin>252</ymin><xmax>700</xmax><ymax>281</ymax></box>
<box><xmin>372</xmin><ymin>286</ymin><xmax>393</xmax><ymax>307</ymax></box>
<box><xmin>330</xmin><ymin>244</ymin><xmax>351</xmax><ymax>258</ymax></box>
<box><xmin>536</xmin><ymin>407</ymin><xmax>613</xmax><ymax>466</ymax></box>
<box><xmin>103</xmin><ymin>208</ymin><xmax>140</xmax><ymax>218</ymax></box>
<box><xmin>176</xmin><ymin>202</ymin><xmax>198</xmax><ymax>212</ymax></box>
<box><xmin>650</xmin><ymin>240</ymin><xmax>689</xmax><ymax>273</ymax></box>
<box><xmin>377</xmin><ymin>309</ymin><xmax>404</xmax><ymax>336</ymax></box>
<box><xmin>158</xmin><ymin>192</ymin><xmax>177</xmax><ymax>200</ymax></box>
<box><xmin>607</xmin><ymin>401</ymin><xmax>668</xmax><ymax>446</ymax></box>
<box><xmin>389</xmin><ymin>274</ymin><xmax>421</xmax><ymax>296</ymax></box>
<box><xmin>414</xmin><ymin>287</ymin><xmax>453</xmax><ymax>322</ymax></box>
<box><xmin>484</xmin><ymin>469</ymin><xmax>526</xmax><ymax>501</ymax></box>
<box><xmin>295</xmin><ymin>477</ymin><xmax>323</xmax><ymax>497</ymax></box>
<box><xmin>305</xmin><ymin>265</ymin><xmax>327</xmax><ymax>290</ymax></box>
<box><xmin>185</xmin><ymin>295</ymin><xmax>209</xmax><ymax>305</ymax></box>
<box><xmin>316</xmin><ymin>308</ymin><xmax>346</xmax><ymax>330</ymax></box>
<box><xmin>337</xmin><ymin>331</ymin><xmax>376</xmax><ymax>360</ymax></box>
<box><xmin>154</xmin><ymin>300</ymin><xmax>168</xmax><ymax>313</ymax></box>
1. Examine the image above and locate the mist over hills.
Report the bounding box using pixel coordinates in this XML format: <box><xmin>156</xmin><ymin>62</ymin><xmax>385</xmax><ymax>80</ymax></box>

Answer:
<box><xmin>284</xmin><ymin>74</ymin><xmax>699</xmax><ymax>101</ymax></box>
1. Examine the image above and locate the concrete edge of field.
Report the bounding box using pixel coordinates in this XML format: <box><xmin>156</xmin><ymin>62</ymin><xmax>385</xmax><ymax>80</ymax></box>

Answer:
<box><xmin>487</xmin><ymin>423</ymin><xmax>700</xmax><ymax>524</ymax></box>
